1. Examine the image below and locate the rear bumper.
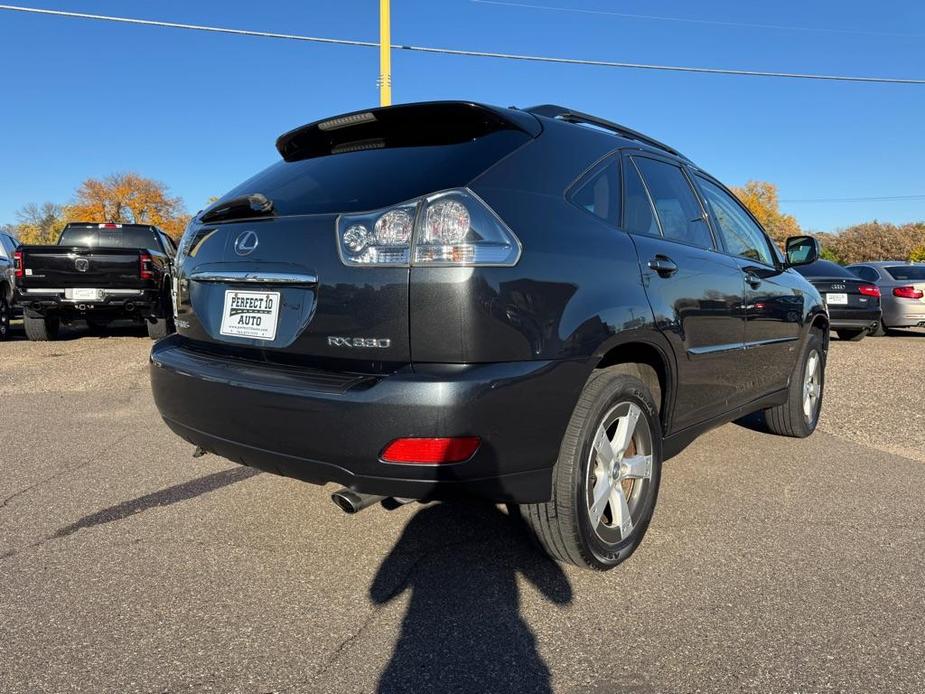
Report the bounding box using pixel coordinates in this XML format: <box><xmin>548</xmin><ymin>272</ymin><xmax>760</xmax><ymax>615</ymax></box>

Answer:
<box><xmin>15</xmin><ymin>288</ymin><xmax>160</xmax><ymax>318</ymax></box>
<box><xmin>883</xmin><ymin>301</ymin><xmax>925</xmax><ymax>328</ymax></box>
<box><xmin>150</xmin><ymin>335</ymin><xmax>588</xmax><ymax>503</ymax></box>
<box><xmin>827</xmin><ymin>308</ymin><xmax>880</xmax><ymax>330</ymax></box>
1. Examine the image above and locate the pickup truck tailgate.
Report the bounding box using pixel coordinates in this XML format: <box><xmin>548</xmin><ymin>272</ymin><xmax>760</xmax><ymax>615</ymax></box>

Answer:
<box><xmin>19</xmin><ymin>246</ymin><xmax>146</xmax><ymax>289</ymax></box>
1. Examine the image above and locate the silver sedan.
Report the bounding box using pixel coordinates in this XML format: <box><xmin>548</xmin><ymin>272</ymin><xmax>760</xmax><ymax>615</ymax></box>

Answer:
<box><xmin>847</xmin><ymin>261</ymin><xmax>925</xmax><ymax>334</ymax></box>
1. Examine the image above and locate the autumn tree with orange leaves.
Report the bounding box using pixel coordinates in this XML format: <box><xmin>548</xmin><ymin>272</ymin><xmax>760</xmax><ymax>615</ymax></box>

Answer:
<box><xmin>731</xmin><ymin>180</ymin><xmax>801</xmax><ymax>246</ymax></box>
<box><xmin>66</xmin><ymin>172</ymin><xmax>190</xmax><ymax>239</ymax></box>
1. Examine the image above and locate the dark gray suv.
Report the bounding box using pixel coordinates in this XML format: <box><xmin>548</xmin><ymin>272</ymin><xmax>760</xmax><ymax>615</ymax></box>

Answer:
<box><xmin>0</xmin><ymin>229</ymin><xmax>19</xmax><ymax>340</ymax></box>
<box><xmin>151</xmin><ymin>102</ymin><xmax>828</xmax><ymax>570</ymax></box>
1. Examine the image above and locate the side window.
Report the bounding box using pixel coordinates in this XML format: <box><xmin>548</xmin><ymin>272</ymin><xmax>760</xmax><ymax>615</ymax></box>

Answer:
<box><xmin>570</xmin><ymin>159</ymin><xmax>621</xmax><ymax>226</ymax></box>
<box><xmin>632</xmin><ymin>157</ymin><xmax>714</xmax><ymax>250</ymax></box>
<box><xmin>851</xmin><ymin>266</ymin><xmax>879</xmax><ymax>282</ymax></box>
<box><xmin>697</xmin><ymin>177</ymin><xmax>774</xmax><ymax>266</ymax></box>
<box><xmin>623</xmin><ymin>159</ymin><xmax>660</xmax><ymax>237</ymax></box>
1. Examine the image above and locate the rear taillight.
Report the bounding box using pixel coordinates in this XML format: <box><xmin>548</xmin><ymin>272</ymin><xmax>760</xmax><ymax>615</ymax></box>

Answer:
<box><xmin>139</xmin><ymin>251</ymin><xmax>154</xmax><ymax>280</ymax></box>
<box><xmin>858</xmin><ymin>284</ymin><xmax>880</xmax><ymax>297</ymax></box>
<box><xmin>380</xmin><ymin>437</ymin><xmax>481</xmax><ymax>464</ymax></box>
<box><xmin>13</xmin><ymin>250</ymin><xmax>23</xmax><ymax>279</ymax></box>
<box><xmin>893</xmin><ymin>286</ymin><xmax>924</xmax><ymax>299</ymax></box>
<box><xmin>336</xmin><ymin>188</ymin><xmax>521</xmax><ymax>268</ymax></box>
<box><xmin>98</xmin><ymin>222</ymin><xmax>122</xmax><ymax>229</ymax></box>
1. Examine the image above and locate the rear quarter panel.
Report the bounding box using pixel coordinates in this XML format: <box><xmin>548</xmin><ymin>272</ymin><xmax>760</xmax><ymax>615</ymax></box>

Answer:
<box><xmin>409</xmin><ymin>188</ymin><xmax>655</xmax><ymax>363</ymax></box>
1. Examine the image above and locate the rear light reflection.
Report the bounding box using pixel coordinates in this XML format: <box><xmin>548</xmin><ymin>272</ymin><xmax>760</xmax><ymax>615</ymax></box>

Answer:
<box><xmin>858</xmin><ymin>284</ymin><xmax>881</xmax><ymax>298</ymax></box>
<box><xmin>893</xmin><ymin>286</ymin><xmax>924</xmax><ymax>300</ymax></box>
<box><xmin>381</xmin><ymin>437</ymin><xmax>481</xmax><ymax>464</ymax></box>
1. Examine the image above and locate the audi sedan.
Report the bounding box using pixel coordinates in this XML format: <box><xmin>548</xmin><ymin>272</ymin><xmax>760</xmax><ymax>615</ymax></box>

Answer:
<box><xmin>846</xmin><ymin>261</ymin><xmax>925</xmax><ymax>335</ymax></box>
<box><xmin>795</xmin><ymin>259</ymin><xmax>881</xmax><ymax>341</ymax></box>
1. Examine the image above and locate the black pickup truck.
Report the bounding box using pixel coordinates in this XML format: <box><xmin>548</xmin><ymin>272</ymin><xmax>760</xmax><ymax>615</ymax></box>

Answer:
<box><xmin>14</xmin><ymin>222</ymin><xmax>176</xmax><ymax>340</ymax></box>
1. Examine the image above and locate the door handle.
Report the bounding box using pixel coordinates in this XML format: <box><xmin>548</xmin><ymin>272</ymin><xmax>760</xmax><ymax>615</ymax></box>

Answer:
<box><xmin>647</xmin><ymin>256</ymin><xmax>678</xmax><ymax>277</ymax></box>
<box><xmin>743</xmin><ymin>270</ymin><xmax>762</xmax><ymax>288</ymax></box>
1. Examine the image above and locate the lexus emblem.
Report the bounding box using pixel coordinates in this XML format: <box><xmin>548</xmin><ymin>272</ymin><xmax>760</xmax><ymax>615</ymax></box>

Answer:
<box><xmin>234</xmin><ymin>230</ymin><xmax>259</xmax><ymax>256</ymax></box>
<box><xmin>75</xmin><ymin>257</ymin><xmax>89</xmax><ymax>272</ymax></box>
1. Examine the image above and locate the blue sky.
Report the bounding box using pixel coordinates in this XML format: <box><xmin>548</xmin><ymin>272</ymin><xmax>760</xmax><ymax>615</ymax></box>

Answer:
<box><xmin>1</xmin><ymin>0</ymin><xmax>923</xmax><ymax>231</ymax></box>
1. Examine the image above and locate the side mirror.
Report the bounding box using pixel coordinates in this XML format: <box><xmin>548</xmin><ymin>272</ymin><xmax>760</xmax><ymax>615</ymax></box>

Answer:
<box><xmin>785</xmin><ymin>235</ymin><xmax>819</xmax><ymax>267</ymax></box>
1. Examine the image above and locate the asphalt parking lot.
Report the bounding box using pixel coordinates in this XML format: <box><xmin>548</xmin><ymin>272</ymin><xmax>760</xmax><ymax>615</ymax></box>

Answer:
<box><xmin>1</xmin><ymin>323</ymin><xmax>923</xmax><ymax>693</ymax></box>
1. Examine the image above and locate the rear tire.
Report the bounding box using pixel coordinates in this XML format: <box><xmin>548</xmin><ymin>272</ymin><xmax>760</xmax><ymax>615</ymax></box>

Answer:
<box><xmin>764</xmin><ymin>329</ymin><xmax>825</xmax><ymax>438</ymax></box>
<box><xmin>24</xmin><ymin>313</ymin><xmax>60</xmax><ymax>341</ymax></box>
<box><xmin>836</xmin><ymin>328</ymin><xmax>866</xmax><ymax>342</ymax></box>
<box><xmin>519</xmin><ymin>370</ymin><xmax>662</xmax><ymax>571</ymax></box>
<box><xmin>0</xmin><ymin>295</ymin><xmax>11</xmax><ymax>341</ymax></box>
<box><xmin>146</xmin><ymin>317</ymin><xmax>170</xmax><ymax>340</ymax></box>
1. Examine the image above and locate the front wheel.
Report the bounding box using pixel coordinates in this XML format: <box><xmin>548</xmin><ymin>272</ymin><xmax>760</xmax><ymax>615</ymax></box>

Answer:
<box><xmin>520</xmin><ymin>370</ymin><xmax>662</xmax><ymax>571</ymax></box>
<box><xmin>0</xmin><ymin>295</ymin><xmax>11</xmax><ymax>341</ymax></box>
<box><xmin>764</xmin><ymin>329</ymin><xmax>825</xmax><ymax>438</ymax></box>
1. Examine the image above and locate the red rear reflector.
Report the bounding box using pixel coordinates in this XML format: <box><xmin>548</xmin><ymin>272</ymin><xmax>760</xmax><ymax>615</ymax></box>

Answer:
<box><xmin>381</xmin><ymin>437</ymin><xmax>481</xmax><ymax>464</ymax></box>
<box><xmin>893</xmin><ymin>286</ymin><xmax>924</xmax><ymax>299</ymax></box>
<box><xmin>858</xmin><ymin>284</ymin><xmax>880</xmax><ymax>297</ymax></box>
<box><xmin>13</xmin><ymin>250</ymin><xmax>23</xmax><ymax>278</ymax></box>
<box><xmin>139</xmin><ymin>251</ymin><xmax>154</xmax><ymax>280</ymax></box>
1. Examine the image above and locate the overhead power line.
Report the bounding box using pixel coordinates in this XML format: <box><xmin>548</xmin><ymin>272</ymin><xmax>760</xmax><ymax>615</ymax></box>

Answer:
<box><xmin>472</xmin><ymin>0</ymin><xmax>924</xmax><ymax>39</ymax></box>
<box><xmin>781</xmin><ymin>194</ymin><xmax>925</xmax><ymax>204</ymax></box>
<box><xmin>1</xmin><ymin>4</ymin><xmax>924</xmax><ymax>85</ymax></box>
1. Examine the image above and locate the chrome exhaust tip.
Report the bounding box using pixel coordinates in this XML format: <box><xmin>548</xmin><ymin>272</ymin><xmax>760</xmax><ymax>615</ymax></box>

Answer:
<box><xmin>331</xmin><ymin>488</ymin><xmax>385</xmax><ymax>514</ymax></box>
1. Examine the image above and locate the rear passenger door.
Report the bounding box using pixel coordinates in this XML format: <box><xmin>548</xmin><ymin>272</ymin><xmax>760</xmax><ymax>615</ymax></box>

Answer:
<box><xmin>623</xmin><ymin>153</ymin><xmax>748</xmax><ymax>431</ymax></box>
<box><xmin>693</xmin><ymin>175</ymin><xmax>803</xmax><ymax>394</ymax></box>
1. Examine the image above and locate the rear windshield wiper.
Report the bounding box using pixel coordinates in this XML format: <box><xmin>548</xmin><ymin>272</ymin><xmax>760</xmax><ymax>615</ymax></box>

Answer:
<box><xmin>200</xmin><ymin>193</ymin><xmax>274</xmax><ymax>224</ymax></box>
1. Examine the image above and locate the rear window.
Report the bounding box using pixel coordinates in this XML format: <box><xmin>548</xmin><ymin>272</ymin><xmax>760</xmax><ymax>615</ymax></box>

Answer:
<box><xmin>58</xmin><ymin>227</ymin><xmax>158</xmax><ymax>250</ymax></box>
<box><xmin>217</xmin><ymin>126</ymin><xmax>531</xmax><ymax>216</ymax></box>
<box><xmin>885</xmin><ymin>265</ymin><xmax>925</xmax><ymax>281</ymax></box>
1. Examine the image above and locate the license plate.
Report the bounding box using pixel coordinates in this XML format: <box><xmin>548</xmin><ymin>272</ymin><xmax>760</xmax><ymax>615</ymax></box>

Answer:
<box><xmin>220</xmin><ymin>290</ymin><xmax>280</xmax><ymax>341</ymax></box>
<box><xmin>70</xmin><ymin>288</ymin><xmax>100</xmax><ymax>301</ymax></box>
<box><xmin>826</xmin><ymin>293</ymin><xmax>848</xmax><ymax>305</ymax></box>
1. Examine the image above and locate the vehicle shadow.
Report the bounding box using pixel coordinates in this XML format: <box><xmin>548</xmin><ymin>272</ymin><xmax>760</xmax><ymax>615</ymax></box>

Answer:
<box><xmin>370</xmin><ymin>502</ymin><xmax>572</xmax><ymax>693</ymax></box>
<box><xmin>51</xmin><ymin>467</ymin><xmax>261</xmax><ymax>540</ymax></box>
<box><xmin>734</xmin><ymin>410</ymin><xmax>768</xmax><ymax>433</ymax></box>
<box><xmin>5</xmin><ymin>318</ymin><xmax>148</xmax><ymax>342</ymax></box>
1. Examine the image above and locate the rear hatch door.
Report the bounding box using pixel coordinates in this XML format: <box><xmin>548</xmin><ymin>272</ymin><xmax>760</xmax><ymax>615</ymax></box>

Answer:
<box><xmin>176</xmin><ymin>215</ymin><xmax>411</xmax><ymax>365</ymax></box>
<box><xmin>173</xmin><ymin>102</ymin><xmax>538</xmax><ymax>369</ymax></box>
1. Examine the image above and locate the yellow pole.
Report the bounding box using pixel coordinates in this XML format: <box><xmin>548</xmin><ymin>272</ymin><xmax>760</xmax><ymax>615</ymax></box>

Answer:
<box><xmin>379</xmin><ymin>0</ymin><xmax>392</xmax><ymax>106</ymax></box>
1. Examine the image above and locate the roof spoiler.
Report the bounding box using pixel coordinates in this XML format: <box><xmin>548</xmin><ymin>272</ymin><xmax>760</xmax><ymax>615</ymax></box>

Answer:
<box><xmin>524</xmin><ymin>104</ymin><xmax>687</xmax><ymax>160</ymax></box>
<box><xmin>275</xmin><ymin>101</ymin><xmax>541</xmax><ymax>162</ymax></box>
<box><xmin>63</xmin><ymin>222</ymin><xmax>157</xmax><ymax>230</ymax></box>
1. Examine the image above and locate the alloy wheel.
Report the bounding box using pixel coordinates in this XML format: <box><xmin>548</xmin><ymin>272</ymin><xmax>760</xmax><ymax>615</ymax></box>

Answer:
<box><xmin>586</xmin><ymin>401</ymin><xmax>654</xmax><ymax>543</ymax></box>
<box><xmin>802</xmin><ymin>349</ymin><xmax>822</xmax><ymax>421</ymax></box>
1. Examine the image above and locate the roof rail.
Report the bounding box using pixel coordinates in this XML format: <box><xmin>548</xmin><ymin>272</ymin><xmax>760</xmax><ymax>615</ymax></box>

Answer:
<box><xmin>523</xmin><ymin>104</ymin><xmax>686</xmax><ymax>160</ymax></box>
